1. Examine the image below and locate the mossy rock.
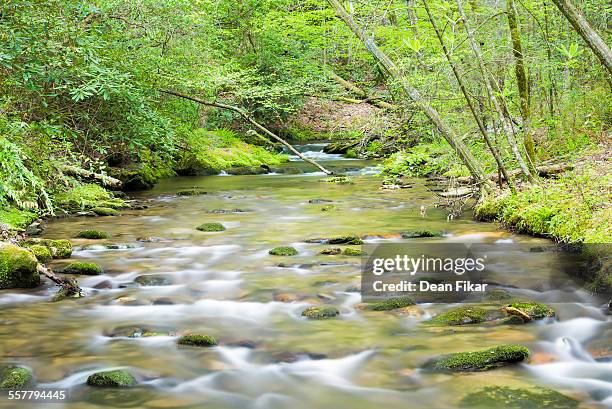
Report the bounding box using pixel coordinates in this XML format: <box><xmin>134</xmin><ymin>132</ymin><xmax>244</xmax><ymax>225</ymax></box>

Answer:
<box><xmin>92</xmin><ymin>207</ymin><xmax>119</xmax><ymax>216</ymax></box>
<box><xmin>0</xmin><ymin>243</ymin><xmax>40</xmax><ymax>289</ymax></box>
<box><xmin>28</xmin><ymin>244</ymin><xmax>52</xmax><ymax>263</ymax></box>
<box><xmin>52</xmin><ymin>288</ymin><xmax>84</xmax><ymax>302</ymax></box>
<box><xmin>62</xmin><ymin>262</ymin><xmax>103</xmax><ymax>275</ymax></box>
<box><xmin>401</xmin><ymin>230</ymin><xmax>443</xmax><ymax>238</ymax></box>
<box><xmin>196</xmin><ymin>223</ymin><xmax>225</xmax><ymax>232</ymax></box>
<box><xmin>427</xmin><ymin>344</ymin><xmax>529</xmax><ymax>372</ymax></box>
<box><xmin>320</xmin><ymin>176</ymin><xmax>353</xmax><ymax>184</ymax></box>
<box><xmin>134</xmin><ymin>274</ymin><xmax>172</xmax><ymax>286</ymax></box>
<box><xmin>177</xmin><ymin>334</ymin><xmax>217</xmax><ymax>347</ymax></box>
<box><xmin>328</xmin><ymin>235</ymin><xmax>363</xmax><ymax>245</ymax></box>
<box><xmin>505</xmin><ymin>301</ymin><xmax>555</xmax><ymax>320</ymax></box>
<box><xmin>55</xmin><ymin>184</ymin><xmax>124</xmax><ymax>212</ymax></box>
<box><xmin>460</xmin><ymin>386</ymin><xmax>579</xmax><ymax>409</ymax></box>
<box><xmin>269</xmin><ymin>246</ymin><xmax>298</xmax><ymax>256</ymax></box>
<box><xmin>76</xmin><ymin>230</ymin><xmax>110</xmax><ymax>239</ymax></box>
<box><xmin>86</xmin><ymin>370</ymin><xmax>136</xmax><ymax>387</ymax></box>
<box><xmin>367</xmin><ymin>296</ymin><xmax>415</xmax><ymax>311</ymax></box>
<box><xmin>426</xmin><ymin>306</ymin><xmax>489</xmax><ymax>326</ymax></box>
<box><xmin>25</xmin><ymin>239</ymin><xmax>72</xmax><ymax>259</ymax></box>
<box><xmin>106</xmin><ymin>325</ymin><xmax>173</xmax><ymax>338</ymax></box>
<box><xmin>226</xmin><ymin>166</ymin><xmax>268</xmax><ymax>175</ymax></box>
<box><xmin>343</xmin><ymin>248</ymin><xmax>365</xmax><ymax>256</ymax></box>
<box><xmin>0</xmin><ymin>367</ymin><xmax>32</xmax><ymax>389</ymax></box>
<box><xmin>301</xmin><ymin>306</ymin><xmax>340</xmax><ymax>319</ymax></box>
<box><xmin>177</xmin><ymin>189</ymin><xmax>207</xmax><ymax>196</ymax></box>
<box><xmin>320</xmin><ymin>248</ymin><xmax>341</xmax><ymax>255</ymax></box>
<box><xmin>110</xmin><ymin>165</ymin><xmax>158</xmax><ymax>191</ymax></box>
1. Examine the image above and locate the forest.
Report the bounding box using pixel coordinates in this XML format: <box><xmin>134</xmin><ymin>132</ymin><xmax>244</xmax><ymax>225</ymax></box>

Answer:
<box><xmin>0</xmin><ymin>0</ymin><xmax>610</xmax><ymax>408</ymax></box>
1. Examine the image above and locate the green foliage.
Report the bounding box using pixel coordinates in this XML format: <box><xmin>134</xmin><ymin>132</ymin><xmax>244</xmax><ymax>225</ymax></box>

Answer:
<box><xmin>0</xmin><ymin>208</ymin><xmax>37</xmax><ymax>230</ymax></box>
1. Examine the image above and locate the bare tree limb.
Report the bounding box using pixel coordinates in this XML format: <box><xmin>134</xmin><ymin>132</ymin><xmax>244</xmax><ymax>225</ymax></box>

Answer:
<box><xmin>60</xmin><ymin>165</ymin><xmax>122</xmax><ymax>188</ymax></box>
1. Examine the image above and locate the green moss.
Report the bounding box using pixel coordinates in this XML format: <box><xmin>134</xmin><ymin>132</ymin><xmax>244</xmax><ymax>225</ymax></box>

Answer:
<box><xmin>28</xmin><ymin>244</ymin><xmax>52</xmax><ymax>263</ymax></box>
<box><xmin>430</xmin><ymin>344</ymin><xmax>529</xmax><ymax>372</ymax></box>
<box><xmin>484</xmin><ymin>289</ymin><xmax>513</xmax><ymax>301</ymax></box>
<box><xmin>367</xmin><ymin>296</ymin><xmax>415</xmax><ymax>311</ymax></box>
<box><xmin>177</xmin><ymin>334</ymin><xmax>217</xmax><ymax>347</ymax></box>
<box><xmin>301</xmin><ymin>306</ymin><xmax>340</xmax><ymax>319</ymax></box>
<box><xmin>62</xmin><ymin>262</ymin><xmax>103</xmax><ymax>275</ymax></box>
<box><xmin>269</xmin><ymin>246</ymin><xmax>298</xmax><ymax>256</ymax></box>
<box><xmin>55</xmin><ymin>184</ymin><xmax>126</xmax><ymax>211</ymax></box>
<box><xmin>401</xmin><ymin>230</ymin><xmax>443</xmax><ymax>238</ymax></box>
<box><xmin>0</xmin><ymin>208</ymin><xmax>37</xmax><ymax>231</ymax></box>
<box><xmin>319</xmin><ymin>176</ymin><xmax>353</xmax><ymax>184</ymax></box>
<box><xmin>426</xmin><ymin>306</ymin><xmax>488</xmax><ymax>325</ymax></box>
<box><xmin>76</xmin><ymin>230</ymin><xmax>110</xmax><ymax>239</ymax></box>
<box><xmin>342</xmin><ymin>248</ymin><xmax>365</xmax><ymax>256</ymax></box>
<box><xmin>26</xmin><ymin>239</ymin><xmax>72</xmax><ymax>259</ymax></box>
<box><xmin>506</xmin><ymin>301</ymin><xmax>555</xmax><ymax>319</ymax></box>
<box><xmin>86</xmin><ymin>370</ymin><xmax>136</xmax><ymax>387</ymax></box>
<box><xmin>344</xmin><ymin>148</ymin><xmax>358</xmax><ymax>158</ymax></box>
<box><xmin>328</xmin><ymin>235</ymin><xmax>363</xmax><ymax>245</ymax></box>
<box><xmin>196</xmin><ymin>222</ymin><xmax>225</xmax><ymax>232</ymax></box>
<box><xmin>460</xmin><ymin>386</ymin><xmax>579</xmax><ymax>409</ymax></box>
<box><xmin>177</xmin><ymin>189</ymin><xmax>207</xmax><ymax>196</ymax></box>
<box><xmin>321</xmin><ymin>204</ymin><xmax>335</xmax><ymax>212</ymax></box>
<box><xmin>92</xmin><ymin>207</ymin><xmax>119</xmax><ymax>216</ymax></box>
<box><xmin>0</xmin><ymin>243</ymin><xmax>40</xmax><ymax>289</ymax></box>
<box><xmin>0</xmin><ymin>367</ymin><xmax>32</xmax><ymax>389</ymax></box>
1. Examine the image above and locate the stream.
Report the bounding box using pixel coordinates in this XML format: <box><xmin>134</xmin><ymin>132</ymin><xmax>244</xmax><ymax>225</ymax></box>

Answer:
<box><xmin>0</xmin><ymin>144</ymin><xmax>610</xmax><ymax>408</ymax></box>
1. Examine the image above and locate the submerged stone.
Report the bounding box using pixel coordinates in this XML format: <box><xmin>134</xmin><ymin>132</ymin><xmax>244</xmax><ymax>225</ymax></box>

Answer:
<box><xmin>177</xmin><ymin>189</ymin><xmax>207</xmax><ymax>196</ymax></box>
<box><xmin>62</xmin><ymin>262</ymin><xmax>103</xmax><ymax>275</ymax></box>
<box><xmin>0</xmin><ymin>243</ymin><xmax>40</xmax><ymax>289</ymax></box>
<box><xmin>401</xmin><ymin>230</ymin><xmax>444</xmax><ymax>238</ymax></box>
<box><xmin>76</xmin><ymin>230</ymin><xmax>110</xmax><ymax>239</ymax></box>
<box><xmin>426</xmin><ymin>306</ymin><xmax>489</xmax><ymax>326</ymax></box>
<box><xmin>460</xmin><ymin>386</ymin><xmax>579</xmax><ymax>409</ymax></box>
<box><xmin>106</xmin><ymin>325</ymin><xmax>173</xmax><ymax>338</ymax></box>
<box><xmin>427</xmin><ymin>344</ymin><xmax>529</xmax><ymax>372</ymax></box>
<box><xmin>28</xmin><ymin>244</ymin><xmax>52</xmax><ymax>263</ymax></box>
<box><xmin>320</xmin><ymin>248</ymin><xmax>341</xmax><ymax>255</ymax></box>
<box><xmin>319</xmin><ymin>176</ymin><xmax>353</xmax><ymax>184</ymax></box>
<box><xmin>134</xmin><ymin>274</ymin><xmax>172</xmax><ymax>286</ymax></box>
<box><xmin>367</xmin><ymin>296</ymin><xmax>415</xmax><ymax>311</ymax></box>
<box><xmin>308</xmin><ymin>199</ymin><xmax>333</xmax><ymax>204</ymax></box>
<box><xmin>196</xmin><ymin>222</ymin><xmax>225</xmax><ymax>232</ymax></box>
<box><xmin>301</xmin><ymin>306</ymin><xmax>340</xmax><ymax>319</ymax></box>
<box><xmin>91</xmin><ymin>207</ymin><xmax>119</xmax><ymax>216</ymax></box>
<box><xmin>269</xmin><ymin>246</ymin><xmax>298</xmax><ymax>256</ymax></box>
<box><xmin>87</xmin><ymin>370</ymin><xmax>136</xmax><ymax>387</ymax></box>
<box><xmin>0</xmin><ymin>367</ymin><xmax>32</xmax><ymax>389</ymax></box>
<box><xmin>177</xmin><ymin>334</ymin><xmax>217</xmax><ymax>347</ymax></box>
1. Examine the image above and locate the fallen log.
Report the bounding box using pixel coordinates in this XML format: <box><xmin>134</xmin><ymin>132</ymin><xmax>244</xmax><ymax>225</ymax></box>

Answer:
<box><xmin>501</xmin><ymin>306</ymin><xmax>532</xmax><ymax>322</ymax></box>
<box><xmin>37</xmin><ymin>264</ymin><xmax>82</xmax><ymax>297</ymax></box>
<box><xmin>60</xmin><ymin>165</ymin><xmax>123</xmax><ymax>188</ymax></box>
<box><xmin>456</xmin><ymin>163</ymin><xmax>574</xmax><ymax>184</ymax></box>
<box><xmin>327</xmin><ymin>71</ymin><xmax>398</xmax><ymax>110</ymax></box>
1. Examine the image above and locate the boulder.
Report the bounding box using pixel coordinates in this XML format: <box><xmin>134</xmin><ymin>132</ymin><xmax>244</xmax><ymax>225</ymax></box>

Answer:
<box><xmin>426</xmin><ymin>306</ymin><xmax>489</xmax><ymax>325</ymax></box>
<box><xmin>28</xmin><ymin>244</ymin><xmax>52</xmax><ymax>263</ymax></box>
<box><xmin>86</xmin><ymin>370</ymin><xmax>136</xmax><ymax>387</ymax></box>
<box><xmin>269</xmin><ymin>246</ymin><xmax>298</xmax><ymax>256</ymax></box>
<box><xmin>62</xmin><ymin>262</ymin><xmax>103</xmax><ymax>275</ymax></box>
<box><xmin>301</xmin><ymin>306</ymin><xmax>340</xmax><ymax>319</ymax></box>
<box><xmin>177</xmin><ymin>334</ymin><xmax>217</xmax><ymax>347</ymax></box>
<box><xmin>426</xmin><ymin>344</ymin><xmax>529</xmax><ymax>372</ymax></box>
<box><xmin>196</xmin><ymin>223</ymin><xmax>225</xmax><ymax>232</ymax></box>
<box><xmin>366</xmin><ymin>296</ymin><xmax>415</xmax><ymax>311</ymax></box>
<box><xmin>76</xmin><ymin>230</ymin><xmax>110</xmax><ymax>239</ymax></box>
<box><xmin>0</xmin><ymin>243</ymin><xmax>40</xmax><ymax>289</ymax></box>
<box><xmin>0</xmin><ymin>366</ymin><xmax>32</xmax><ymax>389</ymax></box>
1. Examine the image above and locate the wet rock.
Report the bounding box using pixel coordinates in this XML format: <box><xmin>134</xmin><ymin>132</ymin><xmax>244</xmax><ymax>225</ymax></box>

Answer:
<box><xmin>28</xmin><ymin>244</ymin><xmax>52</xmax><ymax>263</ymax></box>
<box><xmin>317</xmin><ymin>293</ymin><xmax>336</xmax><ymax>301</ymax></box>
<box><xmin>226</xmin><ymin>166</ymin><xmax>268</xmax><ymax>175</ymax></box>
<box><xmin>305</xmin><ymin>235</ymin><xmax>363</xmax><ymax>245</ymax></box>
<box><xmin>311</xmin><ymin>279</ymin><xmax>338</xmax><ymax>286</ymax></box>
<box><xmin>177</xmin><ymin>334</ymin><xmax>217</xmax><ymax>347</ymax></box>
<box><xmin>345</xmin><ymin>285</ymin><xmax>361</xmax><ymax>292</ymax></box>
<box><xmin>323</xmin><ymin>140</ymin><xmax>358</xmax><ymax>154</ymax></box>
<box><xmin>87</xmin><ymin>370</ymin><xmax>136</xmax><ymax>387</ymax></box>
<box><xmin>0</xmin><ymin>366</ymin><xmax>32</xmax><ymax>389</ymax></box>
<box><xmin>52</xmin><ymin>288</ymin><xmax>84</xmax><ymax>302</ymax></box>
<box><xmin>91</xmin><ymin>207</ymin><xmax>119</xmax><ymax>216</ymax></box>
<box><xmin>24</xmin><ymin>239</ymin><xmax>72</xmax><ymax>259</ymax></box>
<box><xmin>0</xmin><ymin>243</ymin><xmax>40</xmax><ymax>289</ymax></box>
<box><xmin>76</xmin><ymin>230</ymin><xmax>110</xmax><ymax>239</ymax></box>
<box><xmin>319</xmin><ymin>176</ymin><xmax>353</xmax><ymax>184</ymax></box>
<box><xmin>93</xmin><ymin>280</ymin><xmax>113</xmax><ymax>289</ymax></box>
<box><xmin>301</xmin><ymin>306</ymin><xmax>340</xmax><ymax>320</ymax></box>
<box><xmin>401</xmin><ymin>230</ymin><xmax>444</xmax><ymax>239</ymax></box>
<box><xmin>426</xmin><ymin>306</ymin><xmax>489</xmax><ymax>326</ymax></box>
<box><xmin>426</xmin><ymin>344</ymin><xmax>529</xmax><ymax>372</ymax></box>
<box><xmin>25</xmin><ymin>221</ymin><xmax>44</xmax><ymax>236</ymax></box>
<box><xmin>196</xmin><ymin>222</ymin><xmax>225</xmax><ymax>232</ymax></box>
<box><xmin>274</xmin><ymin>293</ymin><xmax>300</xmax><ymax>302</ymax></box>
<box><xmin>62</xmin><ymin>262</ymin><xmax>103</xmax><ymax>275</ymax></box>
<box><xmin>502</xmin><ymin>301</ymin><xmax>555</xmax><ymax>321</ymax></box>
<box><xmin>134</xmin><ymin>274</ymin><xmax>172</xmax><ymax>286</ymax></box>
<box><xmin>205</xmin><ymin>208</ymin><xmax>250</xmax><ymax>214</ymax></box>
<box><xmin>106</xmin><ymin>325</ymin><xmax>173</xmax><ymax>338</ymax></box>
<box><xmin>343</xmin><ymin>248</ymin><xmax>365</xmax><ymax>256</ymax></box>
<box><xmin>366</xmin><ymin>296</ymin><xmax>415</xmax><ymax>311</ymax></box>
<box><xmin>320</xmin><ymin>248</ymin><xmax>341</xmax><ymax>255</ymax></box>
<box><xmin>152</xmin><ymin>298</ymin><xmax>175</xmax><ymax>305</ymax></box>
<box><xmin>113</xmin><ymin>296</ymin><xmax>145</xmax><ymax>305</ymax></box>
<box><xmin>272</xmin><ymin>351</ymin><xmax>328</xmax><ymax>363</ymax></box>
<box><xmin>177</xmin><ymin>189</ymin><xmax>207</xmax><ymax>196</ymax></box>
<box><xmin>269</xmin><ymin>246</ymin><xmax>298</xmax><ymax>256</ymax></box>
<box><xmin>460</xmin><ymin>386</ymin><xmax>579</xmax><ymax>409</ymax></box>
<box><xmin>136</xmin><ymin>236</ymin><xmax>169</xmax><ymax>243</ymax></box>
<box><xmin>308</xmin><ymin>199</ymin><xmax>333</xmax><ymax>204</ymax></box>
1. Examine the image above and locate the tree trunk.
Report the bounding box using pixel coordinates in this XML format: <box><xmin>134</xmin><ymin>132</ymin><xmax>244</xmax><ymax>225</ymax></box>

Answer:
<box><xmin>455</xmin><ymin>0</ymin><xmax>535</xmax><ymax>182</ymax></box>
<box><xmin>327</xmin><ymin>0</ymin><xmax>488</xmax><ymax>187</ymax></box>
<box><xmin>327</xmin><ymin>71</ymin><xmax>397</xmax><ymax>109</ymax></box>
<box><xmin>506</xmin><ymin>0</ymin><xmax>537</xmax><ymax>172</ymax></box>
<box><xmin>551</xmin><ymin>0</ymin><xmax>612</xmax><ymax>77</ymax></box>
<box><xmin>423</xmin><ymin>0</ymin><xmax>515</xmax><ymax>192</ymax></box>
<box><xmin>159</xmin><ymin>90</ymin><xmax>333</xmax><ymax>175</ymax></box>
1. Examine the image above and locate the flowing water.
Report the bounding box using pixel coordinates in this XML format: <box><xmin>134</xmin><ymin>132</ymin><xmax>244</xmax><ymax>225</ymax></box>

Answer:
<box><xmin>1</xmin><ymin>146</ymin><xmax>610</xmax><ymax>408</ymax></box>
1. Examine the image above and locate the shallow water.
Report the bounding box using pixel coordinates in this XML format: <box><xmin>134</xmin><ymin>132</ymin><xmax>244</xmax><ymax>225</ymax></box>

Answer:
<box><xmin>1</xmin><ymin>150</ymin><xmax>610</xmax><ymax>408</ymax></box>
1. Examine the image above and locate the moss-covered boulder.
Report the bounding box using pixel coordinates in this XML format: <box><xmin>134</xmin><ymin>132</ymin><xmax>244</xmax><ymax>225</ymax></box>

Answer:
<box><xmin>177</xmin><ymin>189</ymin><xmax>207</xmax><ymax>196</ymax></box>
<box><xmin>92</xmin><ymin>207</ymin><xmax>119</xmax><ymax>216</ymax></box>
<box><xmin>177</xmin><ymin>334</ymin><xmax>217</xmax><ymax>347</ymax></box>
<box><xmin>269</xmin><ymin>246</ymin><xmax>298</xmax><ymax>256</ymax></box>
<box><xmin>55</xmin><ymin>184</ymin><xmax>126</xmax><ymax>212</ymax></box>
<box><xmin>460</xmin><ymin>386</ymin><xmax>579</xmax><ymax>409</ymax></box>
<box><xmin>0</xmin><ymin>243</ymin><xmax>40</xmax><ymax>289</ymax></box>
<box><xmin>427</xmin><ymin>344</ymin><xmax>529</xmax><ymax>372</ymax></box>
<box><xmin>86</xmin><ymin>370</ymin><xmax>136</xmax><ymax>387</ymax></box>
<box><xmin>76</xmin><ymin>230</ymin><xmax>110</xmax><ymax>239</ymax></box>
<box><xmin>401</xmin><ymin>230</ymin><xmax>444</xmax><ymax>238</ymax></box>
<box><xmin>301</xmin><ymin>306</ymin><xmax>340</xmax><ymax>319</ymax></box>
<box><xmin>25</xmin><ymin>239</ymin><xmax>72</xmax><ymax>259</ymax></box>
<box><xmin>28</xmin><ymin>244</ymin><xmax>52</xmax><ymax>263</ymax></box>
<box><xmin>426</xmin><ymin>306</ymin><xmax>489</xmax><ymax>326</ymax></box>
<box><xmin>196</xmin><ymin>223</ymin><xmax>225</xmax><ymax>232</ymax></box>
<box><xmin>366</xmin><ymin>296</ymin><xmax>415</xmax><ymax>311</ymax></box>
<box><xmin>503</xmin><ymin>301</ymin><xmax>555</xmax><ymax>321</ymax></box>
<box><xmin>328</xmin><ymin>235</ymin><xmax>363</xmax><ymax>245</ymax></box>
<box><xmin>0</xmin><ymin>367</ymin><xmax>32</xmax><ymax>389</ymax></box>
<box><xmin>343</xmin><ymin>248</ymin><xmax>365</xmax><ymax>256</ymax></box>
<box><xmin>320</xmin><ymin>248</ymin><xmax>341</xmax><ymax>255</ymax></box>
<box><xmin>320</xmin><ymin>176</ymin><xmax>353</xmax><ymax>184</ymax></box>
<box><xmin>62</xmin><ymin>262</ymin><xmax>103</xmax><ymax>275</ymax></box>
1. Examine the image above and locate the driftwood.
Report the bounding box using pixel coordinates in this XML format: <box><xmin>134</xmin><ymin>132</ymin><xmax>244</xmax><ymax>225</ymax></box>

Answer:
<box><xmin>502</xmin><ymin>306</ymin><xmax>532</xmax><ymax>322</ymax></box>
<box><xmin>37</xmin><ymin>264</ymin><xmax>82</xmax><ymax>296</ymax></box>
<box><xmin>456</xmin><ymin>163</ymin><xmax>574</xmax><ymax>184</ymax></box>
<box><xmin>160</xmin><ymin>90</ymin><xmax>333</xmax><ymax>175</ymax></box>
<box><xmin>60</xmin><ymin>165</ymin><xmax>122</xmax><ymax>188</ymax></box>
<box><xmin>327</xmin><ymin>71</ymin><xmax>397</xmax><ymax>110</ymax></box>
